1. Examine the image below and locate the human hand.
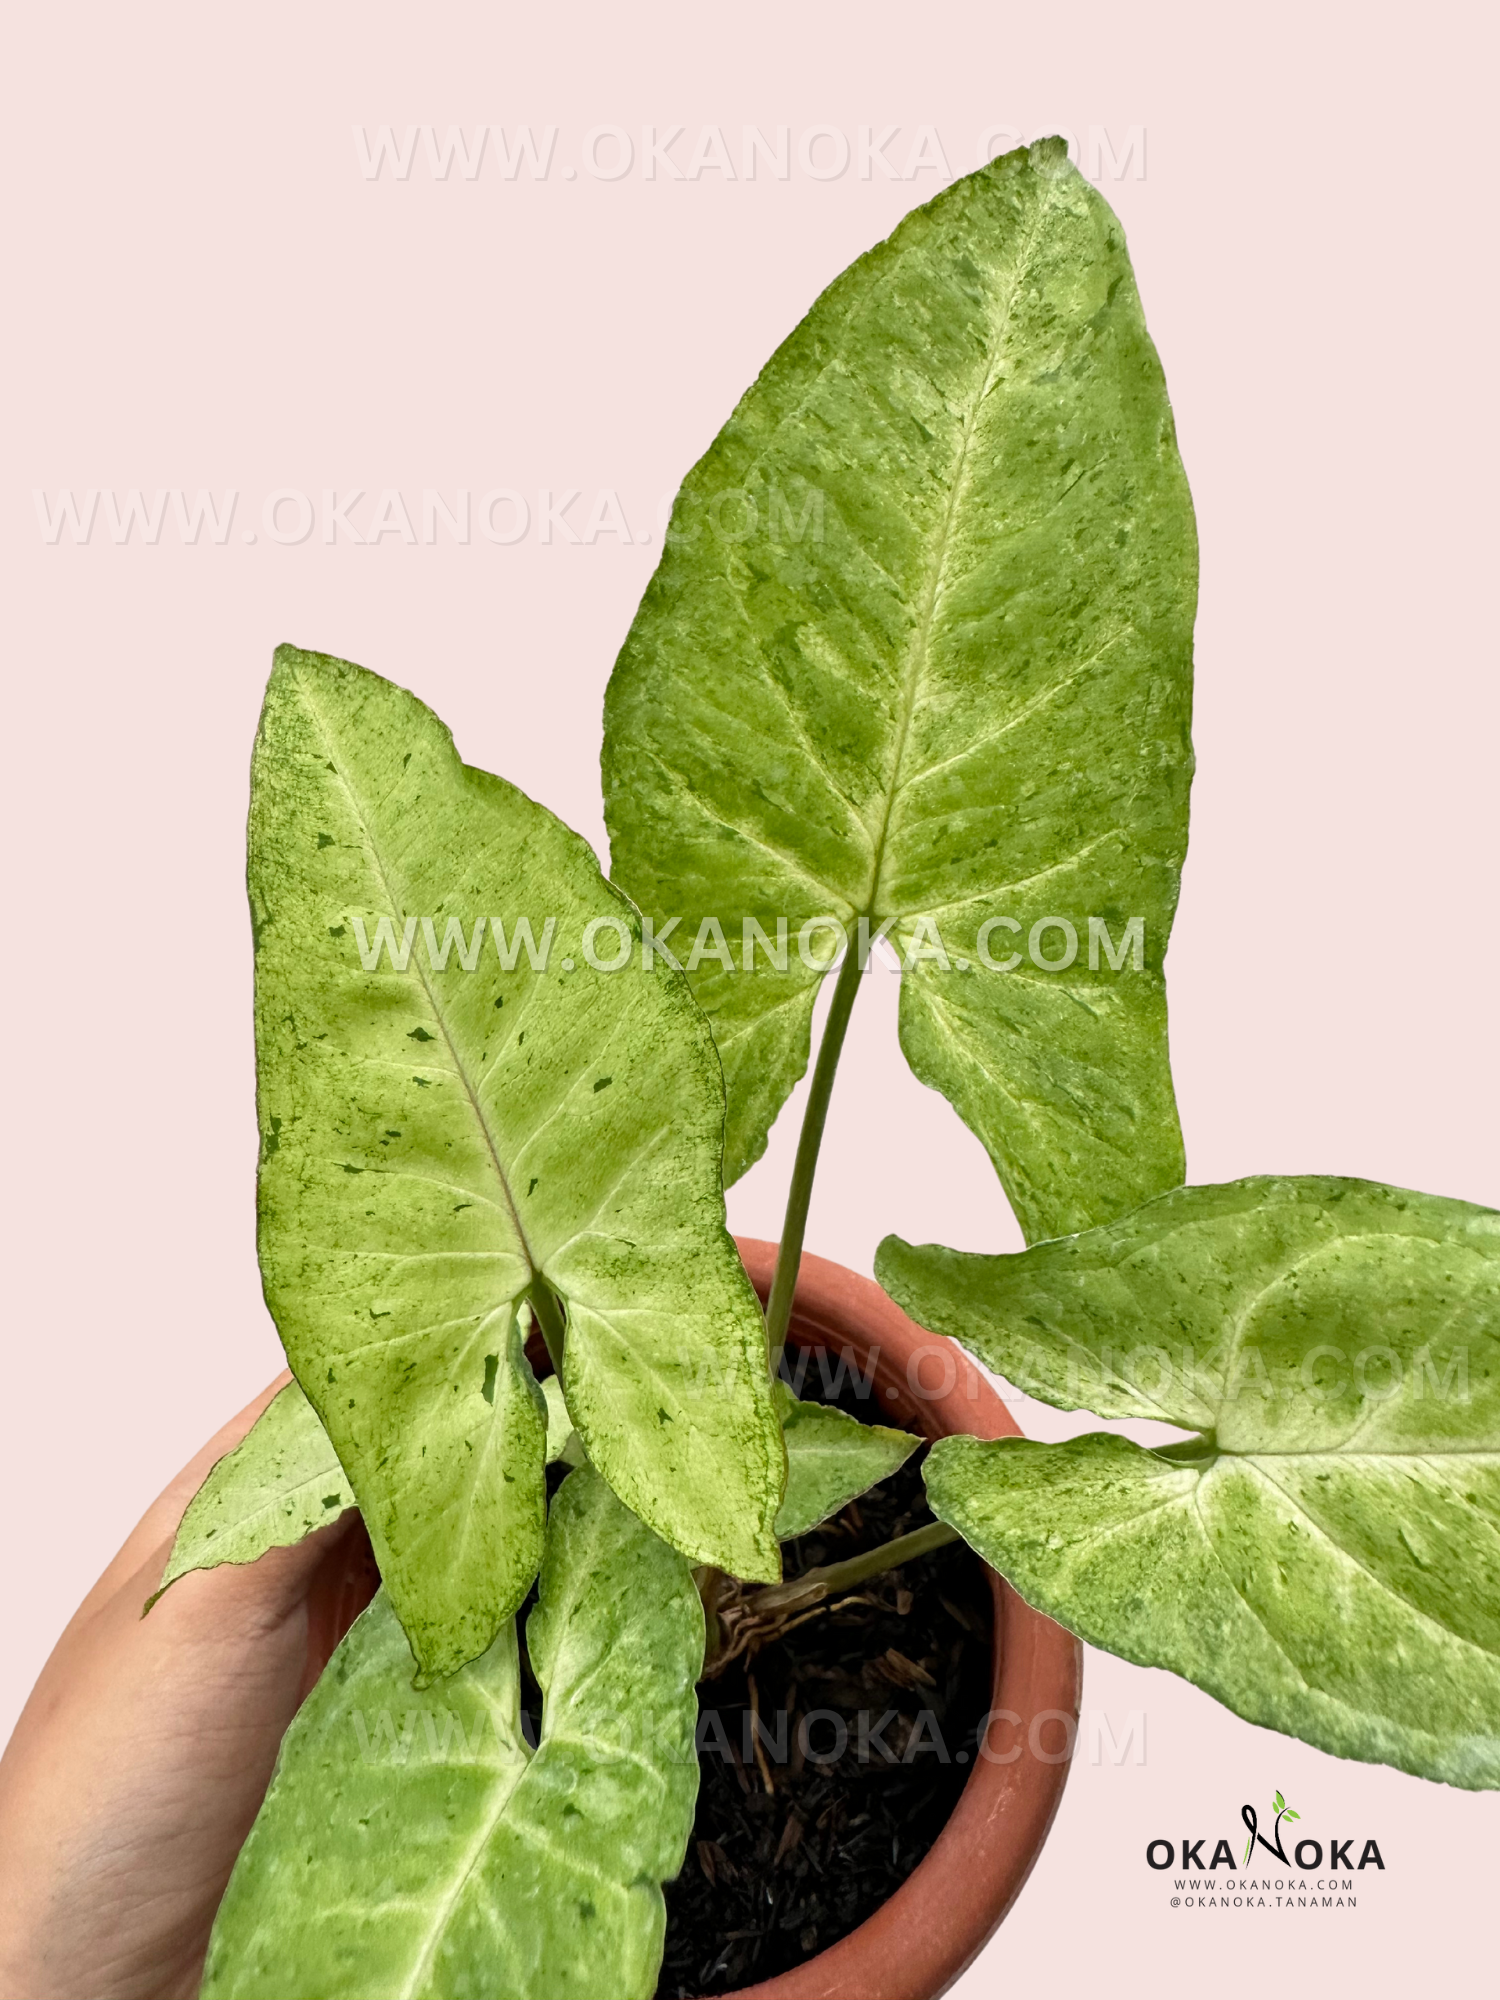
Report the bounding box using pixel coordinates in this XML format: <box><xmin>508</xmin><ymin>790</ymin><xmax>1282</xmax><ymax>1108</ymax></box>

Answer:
<box><xmin>0</xmin><ymin>1378</ymin><xmax>378</xmax><ymax>2000</ymax></box>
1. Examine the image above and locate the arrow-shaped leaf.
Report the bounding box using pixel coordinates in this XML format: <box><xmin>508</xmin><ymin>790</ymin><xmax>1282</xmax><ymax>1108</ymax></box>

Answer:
<box><xmin>603</xmin><ymin>138</ymin><xmax>1197</xmax><ymax>1243</ymax></box>
<box><xmin>148</xmin><ymin>1381</ymin><xmax>354</xmax><ymax>1607</ymax></box>
<box><xmin>879</xmin><ymin>1176</ymin><xmax>1500</xmax><ymax>1787</ymax></box>
<box><xmin>152</xmin><ymin>1365</ymin><xmax>588</xmax><ymax>1613</ymax></box>
<box><xmin>252</xmin><ymin>646</ymin><xmax>782</xmax><ymax>1677</ymax></box>
<box><xmin>201</xmin><ymin>1466</ymin><xmax>703</xmax><ymax>1998</ymax></box>
<box><xmin>774</xmin><ymin>1386</ymin><xmax>917</xmax><ymax>1539</ymax></box>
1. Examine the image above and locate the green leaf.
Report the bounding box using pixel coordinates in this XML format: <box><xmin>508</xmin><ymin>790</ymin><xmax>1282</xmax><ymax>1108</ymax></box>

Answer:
<box><xmin>252</xmin><ymin>645</ymin><xmax>783</xmax><ymax>1677</ymax></box>
<box><xmin>774</xmin><ymin>1386</ymin><xmax>917</xmax><ymax>1539</ymax></box>
<box><xmin>202</xmin><ymin>1466</ymin><xmax>703</xmax><ymax>1998</ymax></box>
<box><xmin>541</xmin><ymin>1373</ymin><xmax>578</xmax><ymax>1465</ymax></box>
<box><xmin>1273</xmin><ymin>1789</ymin><xmax>1285</xmax><ymax>1811</ymax></box>
<box><xmin>147</xmin><ymin>1382</ymin><xmax>354</xmax><ymax>1608</ymax></box>
<box><xmin>886</xmin><ymin>1176</ymin><xmax>1500</xmax><ymax>1787</ymax></box>
<box><xmin>1283</xmin><ymin>1809</ymin><xmax>1300</xmax><ymax>1821</ymax></box>
<box><xmin>602</xmin><ymin>138</ymin><xmax>1196</xmax><ymax>1242</ymax></box>
<box><xmin>150</xmin><ymin>1372</ymin><xmax>583</xmax><ymax>1605</ymax></box>
<box><xmin>878</xmin><ymin>1176</ymin><xmax>1498</xmax><ymax>1432</ymax></box>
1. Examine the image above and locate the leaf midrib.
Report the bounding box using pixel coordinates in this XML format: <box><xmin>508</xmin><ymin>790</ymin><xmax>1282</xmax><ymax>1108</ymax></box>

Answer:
<box><xmin>296</xmin><ymin>670</ymin><xmax>538</xmax><ymax>1284</ymax></box>
<box><xmin>864</xmin><ymin>171</ymin><xmax>1059</xmax><ymax>922</ymax></box>
<box><xmin>670</xmin><ymin>176</ymin><xmax>1063</xmax><ymax>936</ymax></box>
<box><xmin>972</xmin><ymin>1443</ymin><xmax>1500</xmax><ymax>1671</ymax></box>
<box><xmin>1200</xmin><ymin>1454</ymin><xmax>1500</xmax><ymax>1662</ymax></box>
<box><xmin>195</xmin><ymin>1463</ymin><xmax>347</xmax><ymax>1537</ymax></box>
<box><xmin>392</xmin><ymin>1651</ymin><xmax>530</xmax><ymax>2000</ymax></box>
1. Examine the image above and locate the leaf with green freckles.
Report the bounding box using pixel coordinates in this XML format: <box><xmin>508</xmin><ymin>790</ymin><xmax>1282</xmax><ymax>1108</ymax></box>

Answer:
<box><xmin>877</xmin><ymin>1176</ymin><xmax>1499</xmax><ymax>1436</ymax></box>
<box><xmin>774</xmin><ymin>1385</ymin><xmax>917</xmax><ymax>1539</ymax></box>
<box><xmin>147</xmin><ymin>1382</ymin><xmax>354</xmax><ymax>1609</ymax></box>
<box><xmin>881</xmin><ymin>1176</ymin><xmax>1500</xmax><ymax>1787</ymax></box>
<box><xmin>252</xmin><ymin>645</ymin><xmax>783</xmax><ymax>1679</ymax></box>
<box><xmin>923</xmin><ymin>1430</ymin><xmax>1500</xmax><ymax>1788</ymax></box>
<box><xmin>201</xmin><ymin>1467</ymin><xmax>704</xmax><ymax>1999</ymax></box>
<box><xmin>602</xmin><ymin>137</ymin><xmax>1196</xmax><ymax>1242</ymax></box>
<box><xmin>152</xmin><ymin>1369</ymin><xmax>581</xmax><ymax>1619</ymax></box>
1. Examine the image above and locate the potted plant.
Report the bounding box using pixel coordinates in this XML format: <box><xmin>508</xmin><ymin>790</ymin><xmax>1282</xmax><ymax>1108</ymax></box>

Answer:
<box><xmin>144</xmin><ymin>138</ymin><xmax>1496</xmax><ymax>2000</ymax></box>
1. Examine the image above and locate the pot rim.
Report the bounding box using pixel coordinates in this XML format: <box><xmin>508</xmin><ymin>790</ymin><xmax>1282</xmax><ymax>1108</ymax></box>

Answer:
<box><xmin>696</xmin><ymin>1237</ymin><xmax>1081</xmax><ymax>2000</ymax></box>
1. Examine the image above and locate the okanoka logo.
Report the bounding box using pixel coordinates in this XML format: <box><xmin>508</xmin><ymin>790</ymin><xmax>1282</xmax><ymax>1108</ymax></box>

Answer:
<box><xmin>1146</xmin><ymin>1789</ymin><xmax>1386</xmax><ymax>1878</ymax></box>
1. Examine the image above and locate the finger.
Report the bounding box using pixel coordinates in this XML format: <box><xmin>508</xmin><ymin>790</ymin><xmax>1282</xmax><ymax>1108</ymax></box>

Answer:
<box><xmin>129</xmin><ymin>1505</ymin><xmax>378</xmax><ymax>1696</ymax></box>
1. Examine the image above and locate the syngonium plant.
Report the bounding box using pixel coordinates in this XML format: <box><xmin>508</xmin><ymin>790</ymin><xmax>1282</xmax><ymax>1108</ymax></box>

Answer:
<box><xmin>152</xmin><ymin>139</ymin><xmax>1498</xmax><ymax>1999</ymax></box>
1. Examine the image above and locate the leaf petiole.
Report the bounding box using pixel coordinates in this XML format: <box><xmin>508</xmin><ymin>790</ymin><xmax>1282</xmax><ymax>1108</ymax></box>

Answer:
<box><xmin>743</xmin><ymin>1519</ymin><xmax>959</xmax><ymax>1621</ymax></box>
<box><xmin>765</xmin><ymin>940</ymin><xmax>866</xmax><ymax>1374</ymax></box>
<box><xmin>529</xmin><ymin>1280</ymin><xmax>568</xmax><ymax>1377</ymax></box>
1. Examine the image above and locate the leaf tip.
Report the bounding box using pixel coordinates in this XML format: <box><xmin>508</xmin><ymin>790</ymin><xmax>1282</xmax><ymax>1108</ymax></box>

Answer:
<box><xmin>873</xmin><ymin>1233</ymin><xmax>912</xmax><ymax>1287</ymax></box>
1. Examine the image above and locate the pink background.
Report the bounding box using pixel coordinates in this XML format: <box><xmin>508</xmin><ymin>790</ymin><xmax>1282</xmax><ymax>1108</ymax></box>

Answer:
<box><xmin>3</xmin><ymin>1</ymin><xmax>1496</xmax><ymax>1988</ymax></box>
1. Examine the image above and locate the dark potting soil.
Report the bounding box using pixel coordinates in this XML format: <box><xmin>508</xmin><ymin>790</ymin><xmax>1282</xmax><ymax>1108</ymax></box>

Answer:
<box><xmin>652</xmin><ymin>1348</ymin><xmax>995</xmax><ymax>1998</ymax></box>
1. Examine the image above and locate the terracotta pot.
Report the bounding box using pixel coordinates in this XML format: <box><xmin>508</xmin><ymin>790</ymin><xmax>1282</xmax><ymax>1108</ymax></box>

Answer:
<box><xmin>717</xmin><ymin>1237</ymin><xmax>1083</xmax><ymax>2000</ymax></box>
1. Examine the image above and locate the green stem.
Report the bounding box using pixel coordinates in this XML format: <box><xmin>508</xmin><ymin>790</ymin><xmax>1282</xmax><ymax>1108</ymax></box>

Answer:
<box><xmin>695</xmin><ymin>1566</ymin><xmax>726</xmax><ymax>1666</ymax></box>
<box><xmin>530</xmin><ymin>1280</ymin><xmax>567</xmax><ymax>1378</ymax></box>
<box><xmin>765</xmin><ymin>939</ymin><xmax>866</xmax><ymax>1373</ymax></box>
<box><xmin>743</xmin><ymin>1520</ymin><xmax>959</xmax><ymax>1619</ymax></box>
